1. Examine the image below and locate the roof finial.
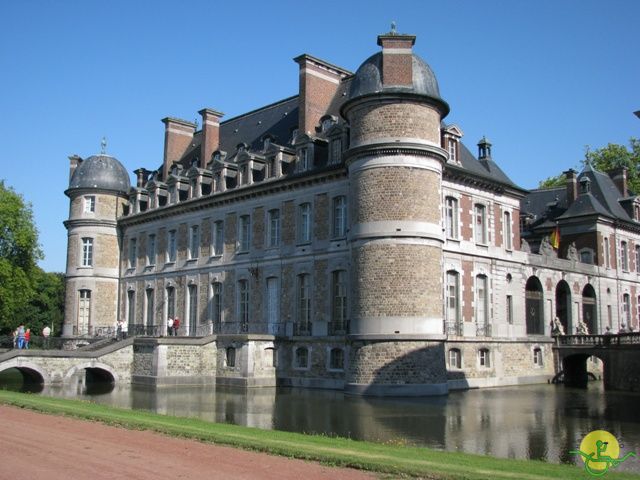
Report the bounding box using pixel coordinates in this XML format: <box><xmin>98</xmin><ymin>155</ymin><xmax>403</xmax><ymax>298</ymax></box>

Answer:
<box><xmin>390</xmin><ymin>21</ymin><xmax>397</xmax><ymax>35</ymax></box>
<box><xmin>100</xmin><ymin>136</ymin><xmax>107</xmax><ymax>154</ymax></box>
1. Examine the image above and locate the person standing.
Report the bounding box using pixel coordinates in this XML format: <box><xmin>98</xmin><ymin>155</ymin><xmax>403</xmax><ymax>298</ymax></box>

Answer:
<box><xmin>24</xmin><ymin>328</ymin><xmax>31</xmax><ymax>349</ymax></box>
<box><xmin>116</xmin><ymin>320</ymin><xmax>123</xmax><ymax>340</ymax></box>
<box><xmin>16</xmin><ymin>324</ymin><xmax>25</xmax><ymax>349</ymax></box>
<box><xmin>121</xmin><ymin>320</ymin><xmax>128</xmax><ymax>339</ymax></box>
<box><xmin>173</xmin><ymin>317</ymin><xmax>180</xmax><ymax>336</ymax></box>
<box><xmin>167</xmin><ymin>317</ymin><xmax>174</xmax><ymax>336</ymax></box>
<box><xmin>42</xmin><ymin>326</ymin><xmax>51</xmax><ymax>349</ymax></box>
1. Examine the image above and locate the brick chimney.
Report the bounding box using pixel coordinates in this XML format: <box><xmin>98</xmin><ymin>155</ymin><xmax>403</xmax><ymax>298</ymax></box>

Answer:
<box><xmin>377</xmin><ymin>32</ymin><xmax>416</xmax><ymax>87</ymax></box>
<box><xmin>198</xmin><ymin>108</ymin><xmax>224</xmax><ymax>169</ymax></box>
<box><xmin>134</xmin><ymin>168</ymin><xmax>150</xmax><ymax>188</ymax></box>
<box><xmin>564</xmin><ymin>169</ymin><xmax>577</xmax><ymax>206</ymax></box>
<box><xmin>293</xmin><ymin>54</ymin><xmax>350</xmax><ymax>135</ymax></box>
<box><xmin>608</xmin><ymin>166</ymin><xmax>628</xmax><ymax>197</ymax></box>
<box><xmin>68</xmin><ymin>154</ymin><xmax>82</xmax><ymax>182</ymax></box>
<box><xmin>161</xmin><ymin>117</ymin><xmax>196</xmax><ymax>180</ymax></box>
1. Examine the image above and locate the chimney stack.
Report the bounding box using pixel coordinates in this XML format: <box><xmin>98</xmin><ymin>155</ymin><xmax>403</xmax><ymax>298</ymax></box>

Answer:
<box><xmin>134</xmin><ymin>168</ymin><xmax>150</xmax><ymax>188</ymax></box>
<box><xmin>293</xmin><ymin>54</ymin><xmax>350</xmax><ymax>135</ymax></box>
<box><xmin>564</xmin><ymin>169</ymin><xmax>577</xmax><ymax>206</ymax></box>
<box><xmin>198</xmin><ymin>108</ymin><xmax>224</xmax><ymax>169</ymax></box>
<box><xmin>608</xmin><ymin>166</ymin><xmax>628</xmax><ymax>197</ymax></box>
<box><xmin>68</xmin><ymin>155</ymin><xmax>83</xmax><ymax>182</ymax></box>
<box><xmin>161</xmin><ymin>117</ymin><xmax>196</xmax><ymax>180</ymax></box>
<box><xmin>377</xmin><ymin>31</ymin><xmax>416</xmax><ymax>87</ymax></box>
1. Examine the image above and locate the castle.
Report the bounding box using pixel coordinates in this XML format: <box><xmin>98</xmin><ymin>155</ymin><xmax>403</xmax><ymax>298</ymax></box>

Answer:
<box><xmin>62</xmin><ymin>31</ymin><xmax>640</xmax><ymax>395</ymax></box>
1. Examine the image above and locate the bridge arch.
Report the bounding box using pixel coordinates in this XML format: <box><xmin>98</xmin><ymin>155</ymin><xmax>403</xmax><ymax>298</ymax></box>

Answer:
<box><xmin>64</xmin><ymin>362</ymin><xmax>118</xmax><ymax>385</ymax></box>
<box><xmin>561</xmin><ymin>352</ymin><xmax>604</xmax><ymax>387</ymax></box>
<box><xmin>0</xmin><ymin>360</ymin><xmax>49</xmax><ymax>385</ymax></box>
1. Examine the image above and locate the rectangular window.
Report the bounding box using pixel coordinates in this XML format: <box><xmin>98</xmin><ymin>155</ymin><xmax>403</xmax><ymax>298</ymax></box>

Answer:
<box><xmin>238</xmin><ymin>215</ymin><xmax>250</xmax><ymax>252</ymax></box>
<box><xmin>166</xmin><ymin>287</ymin><xmax>175</xmax><ymax>321</ymax></box>
<box><xmin>331</xmin><ymin>139</ymin><xmax>342</xmax><ymax>163</ymax></box>
<box><xmin>266</xmin><ymin>277</ymin><xmax>279</xmax><ymax>334</ymax></box>
<box><xmin>479</xmin><ymin>349</ymin><xmax>490</xmax><ymax>368</ymax></box>
<box><xmin>448</xmin><ymin>349</ymin><xmax>461</xmax><ymax>369</ymax></box>
<box><xmin>445</xmin><ymin>197</ymin><xmax>458</xmax><ymax>239</ymax></box>
<box><xmin>84</xmin><ymin>196</ymin><xmax>96</xmax><ymax>213</ymax></box>
<box><xmin>636</xmin><ymin>246</ymin><xmax>640</xmax><ymax>273</ymax></box>
<box><xmin>128</xmin><ymin>238</ymin><xmax>137</xmax><ymax>269</ymax></box>
<box><xmin>81</xmin><ymin>238</ymin><xmax>93</xmax><ymax>267</ymax></box>
<box><xmin>238</xmin><ymin>279</ymin><xmax>249</xmax><ymax>327</ymax></box>
<box><xmin>506</xmin><ymin>295</ymin><xmax>513</xmax><ymax>325</ymax></box>
<box><xmin>147</xmin><ymin>234</ymin><xmax>156</xmax><ymax>266</ymax></box>
<box><xmin>78</xmin><ymin>289</ymin><xmax>91</xmax><ymax>333</ymax></box>
<box><xmin>298</xmin><ymin>203</ymin><xmax>311</xmax><ymax>243</ymax></box>
<box><xmin>211</xmin><ymin>283</ymin><xmax>222</xmax><ymax>324</ymax></box>
<box><xmin>298</xmin><ymin>274</ymin><xmax>311</xmax><ymax>325</ymax></box>
<box><xmin>476</xmin><ymin>275</ymin><xmax>488</xmax><ymax>336</ymax></box>
<box><xmin>333</xmin><ymin>196</ymin><xmax>347</xmax><ymax>238</ymax></box>
<box><xmin>299</xmin><ymin>148</ymin><xmax>309</xmax><ymax>171</ymax></box>
<box><xmin>329</xmin><ymin>348</ymin><xmax>344</xmax><ymax>370</ymax></box>
<box><xmin>448</xmin><ymin>139</ymin><xmax>457</xmax><ymax>162</ymax></box>
<box><xmin>621</xmin><ymin>241</ymin><xmax>628</xmax><ymax>271</ymax></box>
<box><xmin>331</xmin><ymin>270</ymin><xmax>348</xmax><ymax>331</ymax></box>
<box><xmin>446</xmin><ymin>271</ymin><xmax>460</xmax><ymax>326</ymax></box>
<box><xmin>189</xmin><ymin>225</ymin><xmax>200</xmax><ymax>259</ymax></box>
<box><xmin>127</xmin><ymin>290</ymin><xmax>135</xmax><ymax>326</ymax></box>
<box><xmin>267</xmin><ymin>209</ymin><xmax>280</xmax><ymax>247</ymax></box>
<box><xmin>604</xmin><ymin>237</ymin><xmax>610</xmax><ymax>268</ymax></box>
<box><xmin>474</xmin><ymin>204</ymin><xmax>487</xmax><ymax>244</ymax></box>
<box><xmin>212</xmin><ymin>220</ymin><xmax>224</xmax><ymax>256</ymax></box>
<box><xmin>188</xmin><ymin>284</ymin><xmax>198</xmax><ymax>336</ymax></box>
<box><xmin>145</xmin><ymin>289</ymin><xmax>154</xmax><ymax>328</ymax></box>
<box><xmin>503</xmin><ymin>211</ymin><xmax>512</xmax><ymax>250</ymax></box>
<box><xmin>167</xmin><ymin>230</ymin><xmax>177</xmax><ymax>263</ymax></box>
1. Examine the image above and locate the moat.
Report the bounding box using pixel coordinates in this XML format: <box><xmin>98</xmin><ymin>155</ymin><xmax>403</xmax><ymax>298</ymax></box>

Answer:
<box><xmin>3</xmin><ymin>372</ymin><xmax>639</xmax><ymax>473</ymax></box>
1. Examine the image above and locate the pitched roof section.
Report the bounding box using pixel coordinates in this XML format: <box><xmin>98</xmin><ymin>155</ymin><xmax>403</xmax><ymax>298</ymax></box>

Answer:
<box><xmin>445</xmin><ymin>142</ymin><xmax>521</xmax><ymax>190</ymax></box>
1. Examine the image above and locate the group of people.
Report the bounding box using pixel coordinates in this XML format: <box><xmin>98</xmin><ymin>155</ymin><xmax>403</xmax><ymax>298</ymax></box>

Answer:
<box><xmin>12</xmin><ymin>325</ymin><xmax>51</xmax><ymax>349</ymax></box>
<box><xmin>113</xmin><ymin>319</ymin><xmax>129</xmax><ymax>340</ymax></box>
<box><xmin>166</xmin><ymin>317</ymin><xmax>181</xmax><ymax>336</ymax></box>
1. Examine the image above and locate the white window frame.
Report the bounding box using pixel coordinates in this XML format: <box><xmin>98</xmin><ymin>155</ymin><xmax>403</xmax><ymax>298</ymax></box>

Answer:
<box><xmin>298</xmin><ymin>203</ymin><xmax>311</xmax><ymax>244</ymax></box>
<box><xmin>189</xmin><ymin>225</ymin><xmax>200</xmax><ymax>260</ymax></box>
<box><xmin>84</xmin><ymin>195</ymin><xmax>96</xmax><ymax>213</ymax></box>
<box><xmin>444</xmin><ymin>196</ymin><xmax>459</xmax><ymax>240</ymax></box>
<box><xmin>293</xmin><ymin>346</ymin><xmax>310</xmax><ymax>370</ymax></box>
<box><xmin>621</xmin><ymin>240</ymin><xmax>629</xmax><ymax>271</ymax></box>
<box><xmin>474</xmin><ymin>203</ymin><xmax>488</xmax><ymax>245</ymax></box>
<box><xmin>478</xmin><ymin>348</ymin><xmax>491</xmax><ymax>368</ymax></box>
<box><xmin>81</xmin><ymin>237</ymin><xmax>93</xmax><ymax>267</ymax></box>
<box><xmin>332</xmin><ymin>196</ymin><xmax>347</xmax><ymax>238</ymax></box>
<box><xmin>212</xmin><ymin>220</ymin><xmax>224</xmax><ymax>257</ymax></box>
<box><xmin>167</xmin><ymin>229</ymin><xmax>177</xmax><ymax>263</ymax></box>
<box><xmin>129</xmin><ymin>238</ymin><xmax>137</xmax><ymax>269</ymax></box>
<box><xmin>503</xmin><ymin>210</ymin><xmax>512</xmax><ymax>250</ymax></box>
<box><xmin>448</xmin><ymin>348</ymin><xmax>462</xmax><ymax>369</ymax></box>
<box><xmin>267</xmin><ymin>209</ymin><xmax>280</xmax><ymax>248</ymax></box>
<box><xmin>238</xmin><ymin>215</ymin><xmax>251</xmax><ymax>252</ymax></box>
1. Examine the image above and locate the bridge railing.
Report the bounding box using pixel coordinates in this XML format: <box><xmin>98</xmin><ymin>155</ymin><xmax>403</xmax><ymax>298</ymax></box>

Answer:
<box><xmin>556</xmin><ymin>332</ymin><xmax>640</xmax><ymax>347</ymax></box>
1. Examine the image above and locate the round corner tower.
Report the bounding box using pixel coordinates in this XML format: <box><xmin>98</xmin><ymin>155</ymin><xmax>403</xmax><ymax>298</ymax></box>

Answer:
<box><xmin>341</xmin><ymin>32</ymin><xmax>450</xmax><ymax>396</ymax></box>
<box><xmin>63</xmin><ymin>153</ymin><xmax>130</xmax><ymax>337</ymax></box>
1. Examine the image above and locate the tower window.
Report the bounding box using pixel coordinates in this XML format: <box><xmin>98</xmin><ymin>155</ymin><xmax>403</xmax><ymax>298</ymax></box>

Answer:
<box><xmin>84</xmin><ymin>196</ymin><xmax>96</xmax><ymax>213</ymax></box>
<box><xmin>81</xmin><ymin>237</ymin><xmax>93</xmax><ymax>267</ymax></box>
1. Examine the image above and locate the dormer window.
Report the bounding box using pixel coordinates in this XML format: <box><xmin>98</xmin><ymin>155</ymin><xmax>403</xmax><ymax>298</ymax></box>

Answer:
<box><xmin>299</xmin><ymin>148</ymin><xmax>309</xmax><ymax>172</ymax></box>
<box><xmin>635</xmin><ymin>205</ymin><xmax>640</xmax><ymax>221</ymax></box>
<box><xmin>237</xmin><ymin>143</ymin><xmax>247</xmax><ymax>153</ymax></box>
<box><xmin>320</xmin><ymin>116</ymin><xmax>335</xmax><ymax>132</ymax></box>
<box><xmin>448</xmin><ymin>138</ymin><xmax>457</xmax><ymax>163</ymax></box>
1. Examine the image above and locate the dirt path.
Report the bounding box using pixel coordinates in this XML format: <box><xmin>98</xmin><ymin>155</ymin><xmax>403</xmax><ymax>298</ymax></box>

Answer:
<box><xmin>0</xmin><ymin>405</ymin><xmax>377</xmax><ymax>480</ymax></box>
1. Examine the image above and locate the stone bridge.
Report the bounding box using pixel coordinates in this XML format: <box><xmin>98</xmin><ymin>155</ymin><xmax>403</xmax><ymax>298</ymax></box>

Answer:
<box><xmin>554</xmin><ymin>333</ymin><xmax>640</xmax><ymax>391</ymax></box>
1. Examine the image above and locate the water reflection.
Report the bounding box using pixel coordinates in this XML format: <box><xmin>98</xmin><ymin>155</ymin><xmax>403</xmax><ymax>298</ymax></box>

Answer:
<box><xmin>10</xmin><ymin>379</ymin><xmax>640</xmax><ymax>473</ymax></box>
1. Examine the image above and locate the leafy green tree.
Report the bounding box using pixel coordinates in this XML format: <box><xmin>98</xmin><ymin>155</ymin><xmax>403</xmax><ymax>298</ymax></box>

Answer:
<box><xmin>0</xmin><ymin>180</ymin><xmax>43</xmax><ymax>334</ymax></box>
<box><xmin>537</xmin><ymin>138</ymin><xmax>640</xmax><ymax>191</ymax></box>
<box><xmin>15</xmin><ymin>269</ymin><xmax>65</xmax><ymax>336</ymax></box>
<box><xmin>585</xmin><ymin>138</ymin><xmax>640</xmax><ymax>193</ymax></box>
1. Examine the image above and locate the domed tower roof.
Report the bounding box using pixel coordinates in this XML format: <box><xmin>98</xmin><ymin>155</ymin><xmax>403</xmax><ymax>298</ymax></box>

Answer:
<box><xmin>68</xmin><ymin>154</ymin><xmax>131</xmax><ymax>195</ymax></box>
<box><xmin>345</xmin><ymin>32</ymin><xmax>449</xmax><ymax>117</ymax></box>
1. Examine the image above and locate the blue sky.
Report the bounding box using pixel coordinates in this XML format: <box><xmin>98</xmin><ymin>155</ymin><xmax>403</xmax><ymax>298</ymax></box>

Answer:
<box><xmin>0</xmin><ymin>0</ymin><xmax>638</xmax><ymax>272</ymax></box>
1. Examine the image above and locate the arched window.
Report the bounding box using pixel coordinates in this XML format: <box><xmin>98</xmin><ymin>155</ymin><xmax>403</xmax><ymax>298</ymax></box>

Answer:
<box><xmin>556</xmin><ymin>280</ymin><xmax>571</xmax><ymax>335</ymax></box>
<box><xmin>329</xmin><ymin>348</ymin><xmax>344</xmax><ymax>370</ymax></box>
<box><xmin>226</xmin><ymin>347</ymin><xmax>236</xmax><ymax>367</ymax></box>
<box><xmin>582</xmin><ymin>284</ymin><xmax>597</xmax><ymax>334</ymax></box>
<box><xmin>533</xmin><ymin>347</ymin><xmax>543</xmax><ymax>366</ymax></box>
<box><xmin>264</xmin><ymin>347</ymin><xmax>277</xmax><ymax>368</ymax></box>
<box><xmin>448</xmin><ymin>348</ymin><xmax>461</xmax><ymax>369</ymax></box>
<box><xmin>525</xmin><ymin>276</ymin><xmax>544</xmax><ymax>335</ymax></box>
<box><xmin>478</xmin><ymin>348</ymin><xmax>491</xmax><ymax>368</ymax></box>
<box><xmin>294</xmin><ymin>347</ymin><xmax>309</xmax><ymax>369</ymax></box>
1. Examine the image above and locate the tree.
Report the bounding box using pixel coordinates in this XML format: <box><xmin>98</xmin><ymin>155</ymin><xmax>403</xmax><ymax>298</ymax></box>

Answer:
<box><xmin>0</xmin><ymin>180</ymin><xmax>43</xmax><ymax>334</ymax></box>
<box><xmin>538</xmin><ymin>138</ymin><xmax>640</xmax><ymax>191</ymax></box>
<box><xmin>15</xmin><ymin>269</ymin><xmax>65</xmax><ymax>336</ymax></box>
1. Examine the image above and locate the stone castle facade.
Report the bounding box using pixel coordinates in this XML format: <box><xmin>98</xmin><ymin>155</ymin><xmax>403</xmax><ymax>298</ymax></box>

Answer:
<box><xmin>62</xmin><ymin>31</ymin><xmax>640</xmax><ymax>395</ymax></box>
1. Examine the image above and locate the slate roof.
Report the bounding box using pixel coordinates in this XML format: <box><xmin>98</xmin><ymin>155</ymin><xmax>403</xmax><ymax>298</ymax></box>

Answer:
<box><xmin>445</xmin><ymin>142</ymin><xmax>521</xmax><ymax>190</ymax></box>
<box><xmin>522</xmin><ymin>162</ymin><xmax>637</xmax><ymax>228</ymax></box>
<box><xmin>68</xmin><ymin>154</ymin><xmax>131</xmax><ymax>194</ymax></box>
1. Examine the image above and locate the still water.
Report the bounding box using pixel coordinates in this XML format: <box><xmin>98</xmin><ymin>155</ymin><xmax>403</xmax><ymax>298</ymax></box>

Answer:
<box><xmin>9</xmin><ymin>376</ymin><xmax>640</xmax><ymax>473</ymax></box>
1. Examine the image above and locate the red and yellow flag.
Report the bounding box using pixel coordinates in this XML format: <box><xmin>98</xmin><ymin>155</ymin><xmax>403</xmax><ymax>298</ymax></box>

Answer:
<box><xmin>550</xmin><ymin>226</ymin><xmax>560</xmax><ymax>249</ymax></box>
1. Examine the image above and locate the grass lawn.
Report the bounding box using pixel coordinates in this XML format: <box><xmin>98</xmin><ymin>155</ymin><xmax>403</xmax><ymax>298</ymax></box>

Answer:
<box><xmin>0</xmin><ymin>389</ymin><xmax>638</xmax><ymax>480</ymax></box>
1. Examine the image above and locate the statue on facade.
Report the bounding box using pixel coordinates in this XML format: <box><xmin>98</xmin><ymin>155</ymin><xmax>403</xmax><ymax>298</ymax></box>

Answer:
<box><xmin>576</xmin><ymin>320</ymin><xmax>589</xmax><ymax>335</ymax></box>
<box><xmin>551</xmin><ymin>316</ymin><xmax>565</xmax><ymax>336</ymax></box>
<box><xmin>566</xmin><ymin>242</ymin><xmax>579</xmax><ymax>262</ymax></box>
<box><xmin>539</xmin><ymin>235</ymin><xmax>555</xmax><ymax>257</ymax></box>
<box><xmin>520</xmin><ymin>238</ymin><xmax>531</xmax><ymax>253</ymax></box>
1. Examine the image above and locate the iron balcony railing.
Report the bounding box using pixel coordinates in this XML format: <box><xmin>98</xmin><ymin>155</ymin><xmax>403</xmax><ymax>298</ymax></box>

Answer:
<box><xmin>293</xmin><ymin>321</ymin><xmax>313</xmax><ymax>336</ymax></box>
<box><xmin>327</xmin><ymin>321</ymin><xmax>349</xmax><ymax>336</ymax></box>
<box><xmin>445</xmin><ymin>321</ymin><xmax>463</xmax><ymax>336</ymax></box>
<box><xmin>476</xmin><ymin>323</ymin><xmax>492</xmax><ymax>337</ymax></box>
